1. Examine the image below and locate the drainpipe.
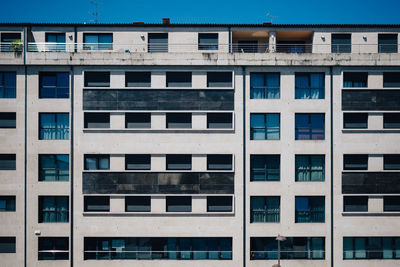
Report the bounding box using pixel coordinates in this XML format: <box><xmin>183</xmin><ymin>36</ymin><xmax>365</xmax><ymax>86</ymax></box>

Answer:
<box><xmin>228</xmin><ymin>27</ymin><xmax>231</xmax><ymax>53</ymax></box>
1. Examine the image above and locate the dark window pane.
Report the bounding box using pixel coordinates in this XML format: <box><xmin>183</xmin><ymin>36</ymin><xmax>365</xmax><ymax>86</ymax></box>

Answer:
<box><xmin>0</xmin><ymin>112</ymin><xmax>16</xmax><ymax>128</ymax></box>
<box><xmin>125</xmin><ymin>113</ymin><xmax>151</xmax><ymax>128</ymax></box>
<box><xmin>84</xmin><ymin>155</ymin><xmax>110</xmax><ymax>170</ymax></box>
<box><xmin>295</xmin><ymin>73</ymin><xmax>325</xmax><ymax>99</ymax></box>
<box><xmin>295</xmin><ymin>196</ymin><xmax>325</xmax><ymax>223</ymax></box>
<box><xmin>166</xmin><ymin>155</ymin><xmax>191</xmax><ymax>170</ymax></box>
<box><xmin>250</xmin><ymin>155</ymin><xmax>280</xmax><ymax>181</ymax></box>
<box><xmin>125</xmin><ymin>154</ymin><xmax>150</xmax><ymax>170</ymax></box>
<box><xmin>84</xmin><ymin>113</ymin><xmax>110</xmax><ymax>128</ymax></box>
<box><xmin>166</xmin><ymin>113</ymin><xmax>191</xmax><ymax>128</ymax></box>
<box><xmin>148</xmin><ymin>33</ymin><xmax>168</xmax><ymax>52</ymax></box>
<box><xmin>125</xmin><ymin>72</ymin><xmax>151</xmax><ymax>87</ymax></box>
<box><xmin>343</xmin><ymin>196</ymin><xmax>368</xmax><ymax>212</ymax></box>
<box><xmin>344</xmin><ymin>72</ymin><xmax>368</xmax><ymax>87</ymax></box>
<box><xmin>250</xmin><ymin>196</ymin><xmax>280</xmax><ymax>223</ymax></box>
<box><xmin>250</xmin><ymin>73</ymin><xmax>280</xmax><ymax>99</ymax></box>
<box><xmin>378</xmin><ymin>34</ymin><xmax>398</xmax><ymax>53</ymax></box>
<box><xmin>383</xmin><ymin>72</ymin><xmax>400</xmax><ymax>87</ymax></box>
<box><xmin>343</xmin><ymin>113</ymin><xmax>368</xmax><ymax>128</ymax></box>
<box><xmin>0</xmin><ymin>237</ymin><xmax>16</xmax><ymax>253</ymax></box>
<box><xmin>0</xmin><ymin>72</ymin><xmax>16</xmax><ymax>98</ymax></box>
<box><xmin>295</xmin><ymin>113</ymin><xmax>324</xmax><ymax>140</ymax></box>
<box><xmin>295</xmin><ymin>155</ymin><xmax>325</xmax><ymax>181</ymax></box>
<box><xmin>0</xmin><ymin>196</ymin><xmax>15</xmax><ymax>212</ymax></box>
<box><xmin>45</xmin><ymin>33</ymin><xmax>66</xmax><ymax>52</ymax></box>
<box><xmin>250</xmin><ymin>113</ymin><xmax>280</xmax><ymax>140</ymax></box>
<box><xmin>84</xmin><ymin>196</ymin><xmax>110</xmax><ymax>212</ymax></box>
<box><xmin>39</xmin><ymin>154</ymin><xmax>69</xmax><ymax>181</ymax></box>
<box><xmin>38</xmin><ymin>237</ymin><xmax>69</xmax><ymax>260</ymax></box>
<box><xmin>344</xmin><ymin>155</ymin><xmax>368</xmax><ymax>170</ymax></box>
<box><xmin>125</xmin><ymin>196</ymin><xmax>151</xmax><ymax>212</ymax></box>
<box><xmin>384</xmin><ymin>196</ymin><xmax>400</xmax><ymax>211</ymax></box>
<box><xmin>84</xmin><ymin>72</ymin><xmax>110</xmax><ymax>87</ymax></box>
<box><xmin>207</xmin><ymin>113</ymin><xmax>232</xmax><ymax>128</ymax></box>
<box><xmin>332</xmin><ymin>34</ymin><xmax>351</xmax><ymax>53</ymax></box>
<box><xmin>166</xmin><ymin>72</ymin><xmax>192</xmax><ymax>87</ymax></box>
<box><xmin>207</xmin><ymin>196</ymin><xmax>232</xmax><ymax>212</ymax></box>
<box><xmin>384</xmin><ymin>113</ymin><xmax>400</xmax><ymax>128</ymax></box>
<box><xmin>198</xmin><ymin>33</ymin><xmax>218</xmax><ymax>50</ymax></box>
<box><xmin>207</xmin><ymin>154</ymin><xmax>232</xmax><ymax>170</ymax></box>
<box><xmin>207</xmin><ymin>72</ymin><xmax>232</xmax><ymax>87</ymax></box>
<box><xmin>39</xmin><ymin>72</ymin><xmax>69</xmax><ymax>98</ymax></box>
<box><xmin>0</xmin><ymin>154</ymin><xmax>16</xmax><ymax>170</ymax></box>
<box><xmin>39</xmin><ymin>113</ymin><xmax>69</xmax><ymax>140</ymax></box>
<box><xmin>39</xmin><ymin>196</ymin><xmax>69</xmax><ymax>223</ymax></box>
<box><xmin>166</xmin><ymin>196</ymin><xmax>191</xmax><ymax>212</ymax></box>
<box><xmin>83</xmin><ymin>33</ymin><xmax>113</xmax><ymax>50</ymax></box>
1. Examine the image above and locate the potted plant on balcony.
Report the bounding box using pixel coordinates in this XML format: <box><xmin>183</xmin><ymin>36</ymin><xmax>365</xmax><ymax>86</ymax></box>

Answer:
<box><xmin>10</xmin><ymin>40</ymin><xmax>23</xmax><ymax>52</ymax></box>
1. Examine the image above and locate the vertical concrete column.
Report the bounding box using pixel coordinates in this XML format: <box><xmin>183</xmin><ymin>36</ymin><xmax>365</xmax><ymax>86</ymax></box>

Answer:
<box><xmin>268</xmin><ymin>31</ymin><xmax>276</xmax><ymax>53</ymax></box>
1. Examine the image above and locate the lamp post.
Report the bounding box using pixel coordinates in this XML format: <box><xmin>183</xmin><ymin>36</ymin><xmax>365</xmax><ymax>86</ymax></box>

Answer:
<box><xmin>272</xmin><ymin>234</ymin><xmax>286</xmax><ymax>267</ymax></box>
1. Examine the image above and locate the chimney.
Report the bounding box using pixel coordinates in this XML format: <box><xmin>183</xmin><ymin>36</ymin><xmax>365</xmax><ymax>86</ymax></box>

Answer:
<box><xmin>162</xmin><ymin>18</ymin><xmax>170</xmax><ymax>25</ymax></box>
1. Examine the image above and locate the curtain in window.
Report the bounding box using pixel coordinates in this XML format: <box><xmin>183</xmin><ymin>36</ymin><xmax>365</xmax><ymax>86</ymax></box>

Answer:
<box><xmin>40</xmin><ymin>114</ymin><xmax>56</xmax><ymax>139</ymax></box>
<box><xmin>57</xmin><ymin>155</ymin><xmax>69</xmax><ymax>181</ymax></box>
<box><xmin>42</xmin><ymin>197</ymin><xmax>56</xmax><ymax>222</ymax></box>
<box><xmin>250</xmin><ymin>74</ymin><xmax>265</xmax><ymax>99</ymax></box>
<box><xmin>310</xmin><ymin>73</ymin><xmax>324</xmax><ymax>99</ymax></box>
<box><xmin>311</xmin><ymin>156</ymin><xmax>324</xmax><ymax>181</ymax></box>
<box><xmin>310</xmin><ymin>197</ymin><xmax>324</xmax><ymax>222</ymax></box>
<box><xmin>295</xmin><ymin>74</ymin><xmax>309</xmax><ymax>99</ymax></box>
<box><xmin>266</xmin><ymin>114</ymin><xmax>280</xmax><ymax>140</ymax></box>
<box><xmin>250</xmin><ymin>114</ymin><xmax>266</xmax><ymax>140</ymax></box>
<box><xmin>295</xmin><ymin>114</ymin><xmax>310</xmax><ymax>140</ymax></box>
<box><xmin>295</xmin><ymin>197</ymin><xmax>309</xmax><ymax>222</ymax></box>
<box><xmin>40</xmin><ymin>155</ymin><xmax>56</xmax><ymax>181</ymax></box>
<box><xmin>56</xmin><ymin>113</ymin><xmax>69</xmax><ymax>139</ymax></box>
<box><xmin>311</xmin><ymin>114</ymin><xmax>324</xmax><ymax>140</ymax></box>
<box><xmin>265</xmin><ymin>156</ymin><xmax>279</xmax><ymax>181</ymax></box>
<box><xmin>58</xmin><ymin>197</ymin><xmax>68</xmax><ymax>222</ymax></box>
<box><xmin>296</xmin><ymin>156</ymin><xmax>310</xmax><ymax>181</ymax></box>
<box><xmin>266</xmin><ymin>73</ymin><xmax>280</xmax><ymax>99</ymax></box>
<box><xmin>251</xmin><ymin>197</ymin><xmax>266</xmax><ymax>222</ymax></box>
<box><xmin>266</xmin><ymin>197</ymin><xmax>280</xmax><ymax>222</ymax></box>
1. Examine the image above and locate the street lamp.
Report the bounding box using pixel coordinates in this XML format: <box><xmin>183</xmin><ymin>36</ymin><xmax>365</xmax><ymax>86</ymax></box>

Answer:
<box><xmin>272</xmin><ymin>234</ymin><xmax>286</xmax><ymax>267</ymax></box>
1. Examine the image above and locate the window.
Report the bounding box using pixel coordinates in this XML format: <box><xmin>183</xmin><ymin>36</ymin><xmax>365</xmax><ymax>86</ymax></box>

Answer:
<box><xmin>343</xmin><ymin>154</ymin><xmax>368</xmax><ymax>170</ymax></box>
<box><xmin>0</xmin><ymin>72</ymin><xmax>16</xmax><ymax>98</ymax></box>
<box><xmin>1</xmin><ymin>33</ymin><xmax>21</xmax><ymax>52</ymax></box>
<box><xmin>125</xmin><ymin>196</ymin><xmax>151</xmax><ymax>212</ymax></box>
<box><xmin>0</xmin><ymin>154</ymin><xmax>16</xmax><ymax>170</ymax></box>
<box><xmin>45</xmin><ymin>33</ymin><xmax>66</xmax><ymax>52</ymax></box>
<box><xmin>343</xmin><ymin>196</ymin><xmax>368</xmax><ymax>212</ymax></box>
<box><xmin>39</xmin><ymin>72</ymin><xmax>69</xmax><ymax>98</ymax></box>
<box><xmin>384</xmin><ymin>196</ymin><xmax>400</xmax><ymax>212</ymax></box>
<box><xmin>38</xmin><ymin>237</ymin><xmax>69</xmax><ymax>260</ymax></box>
<box><xmin>250</xmin><ymin>73</ymin><xmax>280</xmax><ymax>99</ymax></box>
<box><xmin>250</xmin><ymin>155</ymin><xmax>280</xmax><ymax>181</ymax></box>
<box><xmin>250</xmin><ymin>196</ymin><xmax>280</xmax><ymax>223</ymax></box>
<box><xmin>84</xmin><ymin>196</ymin><xmax>110</xmax><ymax>212</ymax></box>
<box><xmin>125</xmin><ymin>113</ymin><xmax>151</xmax><ymax>128</ymax></box>
<box><xmin>207</xmin><ymin>196</ymin><xmax>232</xmax><ymax>212</ymax></box>
<box><xmin>148</xmin><ymin>33</ymin><xmax>168</xmax><ymax>52</ymax></box>
<box><xmin>39</xmin><ymin>154</ymin><xmax>69</xmax><ymax>181</ymax></box>
<box><xmin>343</xmin><ymin>113</ymin><xmax>368</xmax><ymax>129</ymax></box>
<box><xmin>343</xmin><ymin>72</ymin><xmax>368</xmax><ymax>87</ymax></box>
<box><xmin>384</xmin><ymin>113</ymin><xmax>400</xmax><ymax>128</ymax></box>
<box><xmin>295</xmin><ymin>196</ymin><xmax>325</xmax><ymax>223</ymax></box>
<box><xmin>166</xmin><ymin>154</ymin><xmax>191</xmax><ymax>170</ymax></box>
<box><xmin>84</xmin><ymin>72</ymin><xmax>110</xmax><ymax>87</ymax></box>
<box><xmin>207</xmin><ymin>113</ymin><xmax>232</xmax><ymax>129</ymax></box>
<box><xmin>383</xmin><ymin>72</ymin><xmax>400</xmax><ymax>87</ymax></box>
<box><xmin>84</xmin><ymin>113</ymin><xmax>110</xmax><ymax>128</ymax></box>
<box><xmin>0</xmin><ymin>196</ymin><xmax>15</xmax><ymax>211</ymax></box>
<box><xmin>166</xmin><ymin>113</ymin><xmax>192</xmax><ymax>128</ymax></box>
<box><xmin>84</xmin><ymin>237</ymin><xmax>232</xmax><ymax>260</ymax></box>
<box><xmin>38</xmin><ymin>196</ymin><xmax>69</xmax><ymax>223</ymax></box>
<box><xmin>125</xmin><ymin>72</ymin><xmax>151</xmax><ymax>87</ymax></box>
<box><xmin>166</xmin><ymin>72</ymin><xmax>192</xmax><ymax>87</ymax></box>
<box><xmin>198</xmin><ymin>33</ymin><xmax>218</xmax><ymax>50</ymax></box>
<box><xmin>295</xmin><ymin>113</ymin><xmax>325</xmax><ymax>140</ymax></box>
<box><xmin>166</xmin><ymin>196</ymin><xmax>192</xmax><ymax>212</ymax></box>
<box><xmin>295</xmin><ymin>73</ymin><xmax>325</xmax><ymax>99</ymax></box>
<box><xmin>332</xmin><ymin>33</ymin><xmax>351</xmax><ymax>53</ymax></box>
<box><xmin>295</xmin><ymin>155</ymin><xmax>325</xmax><ymax>181</ymax></box>
<box><xmin>384</xmin><ymin>155</ymin><xmax>400</xmax><ymax>170</ymax></box>
<box><xmin>343</xmin><ymin>237</ymin><xmax>400</xmax><ymax>259</ymax></box>
<box><xmin>39</xmin><ymin>113</ymin><xmax>69</xmax><ymax>140</ymax></box>
<box><xmin>250</xmin><ymin>237</ymin><xmax>325</xmax><ymax>260</ymax></box>
<box><xmin>0</xmin><ymin>237</ymin><xmax>16</xmax><ymax>253</ymax></box>
<box><xmin>207</xmin><ymin>155</ymin><xmax>232</xmax><ymax>170</ymax></box>
<box><xmin>378</xmin><ymin>34</ymin><xmax>398</xmax><ymax>53</ymax></box>
<box><xmin>84</xmin><ymin>155</ymin><xmax>110</xmax><ymax>170</ymax></box>
<box><xmin>83</xmin><ymin>33</ymin><xmax>112</xmax><ymax>50</ymax></box>
<box><xmin>207</xmin><ymin>72</ymin><xmax>232</xmax><ymax>87</ymax></box>
<box><xmin>125</xmin><ymin>154</ymin><xmax>151</xmax><ymax>170</ymax></box>
<box><xmin>0</xmin><ymin>112</ymin><xmax>16</xmax><ymax>128</ymax></box>
<box><xmin>250</xmin><ymin>113</ymin><xmax>280</xmax><ymax>140</ymax></box>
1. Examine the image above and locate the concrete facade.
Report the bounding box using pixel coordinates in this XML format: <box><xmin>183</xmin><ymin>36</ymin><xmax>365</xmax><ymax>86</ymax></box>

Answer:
<box><xmin>0</xmin><ymin>22</ymin><xmax>399</xmax><ymax>267</ymax></box>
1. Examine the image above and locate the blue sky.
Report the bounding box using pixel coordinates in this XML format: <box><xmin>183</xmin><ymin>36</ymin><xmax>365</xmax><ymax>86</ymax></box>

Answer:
<box><xmin>1</xmin><ymin>0</ymin><xmax>399</xmax><ymax>24</ymax></box>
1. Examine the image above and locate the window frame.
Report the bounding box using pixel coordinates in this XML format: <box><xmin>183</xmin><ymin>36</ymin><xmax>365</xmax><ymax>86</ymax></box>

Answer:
<box><xmin>39</xmin><ymin>113</ymin><xmax>70</xmax><ymax>140</ymax></box>
<box><xmin>294</xmin><ymin>72</ymin><xmax>325</xmax><ymax>99</ymax></box>
<box><xmin>39</xmin><ymin>72</ymin><xmax>69</xmax><ymax>99</ymax></box>
<box><xmin>125</xmin><ymin>196</ymin><xmax>151</xmax><ymax>212</ymax></box>
<box><xmin>125</xmin><ymin>113</ymin><xmax>151</xmax><ymax>128</ymax></box>
<box><xmin>295</xmin><ymin>155</ymin><xmax>325</xmax><ymax>182</ymax></box>
<box><xmin>83</xmin><ymin>33</ymin><xmax>113</xmax><ymax>50</ymax></box>
<box><xmin>343</xmin><ymin>72</ymin><xmax>368</xmax><ymax>88</ymax></box>
<box><xmin>198</xmin><ymin>33</ymin><xmax>219</xmax><ymax>51</ymax></box>
<box><xmin>38</xmin><ymin>196</ymin><xmax>69</xmax><ymax>223</ymax></box>
<box><xmin>331</xmin><ymin>33</ymin><xmax>351</xmax><ymax>53</ymax></box>
<box><xmin>39</xmin><ymin>154</ymin><xmax>69</xmax><ymax>181</ymax></box>
<box><xmin>0</xmin><ymin>112</ymin><xmax>16</xmax><ymax>128</ymax></box>
<box><xmin>250</xmin><ymin>155</ymin><xmax>280</xmax><ymax>181</ymax></box>
<box><xmin>84</xmin><ymin>196</ymin><xmax>110</xmax><ymax>212</ymax></box>
<box><xmin>250</xmin><ymin>72</ymin><xmax>280</xmax><ymax>99</ymax></box>
<box><xmin>250</xmin><ymin>113</ymin><xmax>280</xmax><ymax>140</ymax></box>
<box><xmin>84</xmin><ymin>71</ymin><xmax>110</xmax><ymax>87</ymax></box>
<box><xmin>295</xmin><ymin>113</ymin><xmax>325</xmax><ymax>140</ymax></box>
<box><xmin>125</xmin><ymin>72</ymin><xmax>151</xmax><ymax>87</ymax></box>
<box><xmin>84</xmin><ymin>154</ymin><xmax>110</xmax><ymax>170</ymax></box>
<box><xmin>38</xmin><ymin>237</ymin><xmax>69</xmax><ymax>260</ymax></box>
<box><xmin>166</xmin><ymin>196</ymin><xmax>192</xmax><ymax>212</ymax></box>
<box><xmin>295</xmin><ymin>196</ymin><xmax>325</xmax><ymax>223</ymax></box>
<box><xmin>125</xmin><ymin>154</ymin><xmax>151</xmax><ymax>170</ymax></box>
<box><xmin>0</xmin><ymin>72</ymin><xmax>17</xmax><ymax>98</ymax></box>
<box><xmin>84</xmin><ymin>112</ymin><xmax>110</xmax><ymax>129</ymax></box>
<box><xmin>0</xmin><ymin>196</ymin><xmax>16</xmax><ymax>212</ymax></box>
<box><xmin>166</xmin><ymin>154</ymin><xmax>192</xmax><ymax>170</ymax></box>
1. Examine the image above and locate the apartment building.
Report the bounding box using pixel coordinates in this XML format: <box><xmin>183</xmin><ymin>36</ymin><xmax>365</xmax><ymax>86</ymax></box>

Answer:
<box><xmin>0</xmin><ymin>21</ymin><xmax>399</xmax><ymax>267</ymax></box>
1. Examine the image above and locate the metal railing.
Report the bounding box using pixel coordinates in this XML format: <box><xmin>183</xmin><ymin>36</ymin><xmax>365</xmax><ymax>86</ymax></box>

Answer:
<box><xmin>250</xmin><ymin>209</ymin><xmax>280</xmax><ymax>222</ymax></box>
<box><xmin>0</xmin><ymin>42</ymin><xmax>23</xmax><ymax>52</ymax></box>
<box><xmin>250</xmin><ymin>250</ymin><xmax>325</xmax><ymax>260</ymax></box>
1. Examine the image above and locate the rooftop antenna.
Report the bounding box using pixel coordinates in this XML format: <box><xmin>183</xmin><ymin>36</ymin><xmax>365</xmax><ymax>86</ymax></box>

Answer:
<box><xmin>266</xmin><ymin>13</ymin><xmax>278</xmax><ymax>24</ymax></box>
<box><xmin>89</xmin><ymin>0</ymin><xmax>102</xmax><ymax>24</ymax></box>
